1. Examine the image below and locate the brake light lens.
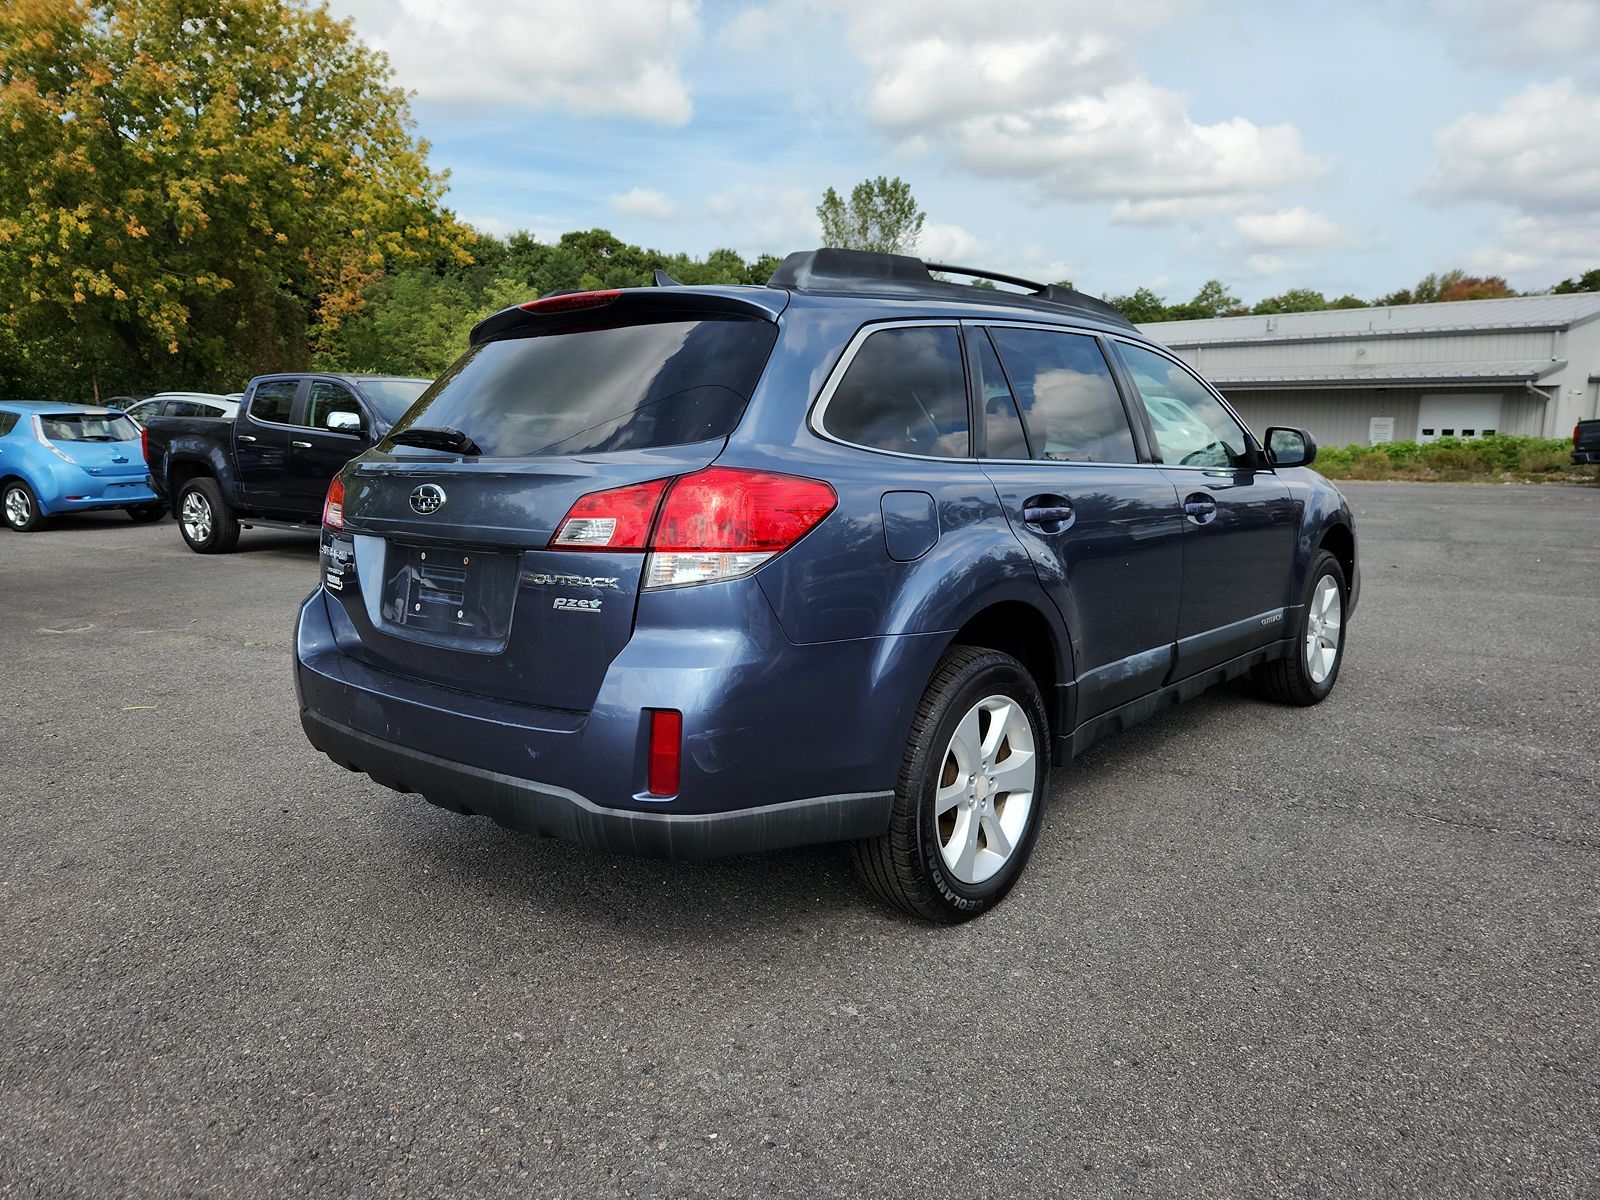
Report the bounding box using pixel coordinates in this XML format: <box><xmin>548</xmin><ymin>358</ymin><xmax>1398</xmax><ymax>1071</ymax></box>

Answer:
<box><xmin>1576</xmin><ymin>424</ymin><xmax>1582</xmax><ymax>448</ymax></box>
<box><xmin>550</xmin><ymin>477</ymin><xmax>669</xmax><ymax>550</ymax></box>
<box><xmin>140</xmin><ymin>426</ymin><xmax>150</xmax><ymax>464</ymax></box>
<box><xmin>518</xmin><ymin>289</ymin><xmax>621</xmax><ymax>315</ymax></box>
<box><xmin>547</xmin><ymin>467</ymin><xmax>836</xmax><ymax>588</ymax></box>
<box><xmin>646</xmin><ymin>709</ymin><xmax>682</xmax><ymax>797</ymax></box>
<box><xmin>323</xmin><ymin>476</ymin><xmax>344</xmax><ymax>530</ymax></box>
<box><xmin>645</xmin><ymin>467</ymin><xmax>836</xmax><ymax>589</ymax></box>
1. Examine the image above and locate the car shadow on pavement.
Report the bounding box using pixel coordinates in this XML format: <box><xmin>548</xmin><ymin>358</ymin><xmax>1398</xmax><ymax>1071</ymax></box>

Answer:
<box><xmin>362</xmin><ymin>681</ymin><xmax>1268</xmax><ymax>940</ymax></box>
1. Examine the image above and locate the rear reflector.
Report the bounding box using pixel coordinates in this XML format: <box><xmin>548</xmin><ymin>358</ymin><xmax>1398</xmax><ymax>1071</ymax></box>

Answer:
<box><xmin>647</xmin><ymin>709</ymin><xmax>682</xmax><ymax>797</ymax></box>
<box><xmin>518</xmin><ymin>289</ymin><xmax>621</xmax><ymax>315</ymax></box>
<box><xmin>323</xmin><ymin>476</ymin><xmax>345</xmax><ymax>530</ymax></box>
<box><xmin>550</xmin><ymin>477</ymin><xmax>669</xmax><ymax>550</ymax></box>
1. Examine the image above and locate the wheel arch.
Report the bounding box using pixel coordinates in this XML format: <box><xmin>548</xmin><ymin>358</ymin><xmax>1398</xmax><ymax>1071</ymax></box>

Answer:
<box><xmin>943</xmin><ymin>595</ymin><xmax>1076</xmax><ymax>759</ymax></box>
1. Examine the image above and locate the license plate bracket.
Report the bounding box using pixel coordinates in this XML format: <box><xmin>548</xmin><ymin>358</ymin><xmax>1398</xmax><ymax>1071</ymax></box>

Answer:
<box><xmin>379</xmin><ymin>543</ymin><xmax>518</xmax><ymax>645</ymax></box>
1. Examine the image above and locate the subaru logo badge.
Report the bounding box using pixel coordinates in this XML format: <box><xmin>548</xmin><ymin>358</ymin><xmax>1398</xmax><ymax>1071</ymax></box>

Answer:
<box><xmin>409</xmin><ymin>483</ymin><xmax>446</xmax><ymax>515</ymax></box>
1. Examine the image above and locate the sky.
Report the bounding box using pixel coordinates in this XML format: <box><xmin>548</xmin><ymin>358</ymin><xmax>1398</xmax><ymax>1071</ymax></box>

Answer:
<box><xmin>325</xmin><ymin>0</ymin><xmax>1600</xmax><ymax>304</ymax></box>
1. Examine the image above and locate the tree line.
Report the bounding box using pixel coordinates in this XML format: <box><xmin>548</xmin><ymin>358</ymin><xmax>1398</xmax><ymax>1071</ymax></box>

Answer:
<box><xmin>2</xmin><ymin>2</ymin><xmax>1596</xmax><ymax>403</ymax></box>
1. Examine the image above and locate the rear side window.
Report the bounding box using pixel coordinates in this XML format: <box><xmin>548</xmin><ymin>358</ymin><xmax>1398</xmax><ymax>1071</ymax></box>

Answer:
<box><xmin>972</xmin><ymin>330</ymin><xmax>1030</xmax><ymax>459</ymax></box>
<box><xmin>389</xmin><ymin>317</ymin><xmax>777</xmax><ymax>458</ymax></box>
<box><xmin>0</xmin><ymin>412</ymin><xmax>18</xmax><ymax>437</ymax></box>
<box><xmin>249</xmin><ymin>380</ymin><xmax>298</xmax><ymax>424</ymax></box>
<box><xmin>987</xmin><ymin>328</ymin><xmax>1137</xmax><ymax>464</ymax></box>
<box><xmin>823</xmin><ymin>325</ymin><xmax>969</xmax><ymax>457</ymax></box>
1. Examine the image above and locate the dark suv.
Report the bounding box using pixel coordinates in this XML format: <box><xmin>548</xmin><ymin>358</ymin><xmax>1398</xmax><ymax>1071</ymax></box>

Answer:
<box><xmin>295</xmin><ymin>249</ymin><xmax>1358</xmax><ymax>921</ymax></box>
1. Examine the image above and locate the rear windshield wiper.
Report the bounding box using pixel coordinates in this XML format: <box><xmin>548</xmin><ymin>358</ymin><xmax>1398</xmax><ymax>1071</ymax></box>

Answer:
<box><xmin>388</xmin><ymin>426</ymin><xmax>482</xmax><ymax>455</ymax></box>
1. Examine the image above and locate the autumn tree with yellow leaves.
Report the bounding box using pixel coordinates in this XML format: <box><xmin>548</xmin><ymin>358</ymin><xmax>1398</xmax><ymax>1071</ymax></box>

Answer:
<box><xmin>0</xmin><ymin>0</ymin><xmax>473</xmax><ymax>400</ymax></box>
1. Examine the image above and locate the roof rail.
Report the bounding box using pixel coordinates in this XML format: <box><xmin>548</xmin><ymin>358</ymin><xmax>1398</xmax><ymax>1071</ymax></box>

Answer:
<box><xmin>766</xmin><ymin>248</ymin><xmax>1133</xmax><ymax>329</ymax></box>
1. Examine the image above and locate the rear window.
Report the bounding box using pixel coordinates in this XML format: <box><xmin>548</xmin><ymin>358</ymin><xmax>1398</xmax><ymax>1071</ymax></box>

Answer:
<box><xmin>40</xmin><ymin>413</ymin><xmax>139</xmax><ymax>442</ymax></box>
<box><xmin>387</xmin><ymin>318</ymin><xmax>777</xmax><ymax>458</ymax></box>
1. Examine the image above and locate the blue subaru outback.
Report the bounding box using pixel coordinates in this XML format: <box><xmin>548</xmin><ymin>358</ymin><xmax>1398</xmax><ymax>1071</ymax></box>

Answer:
<box><xmin>295</xmin><ymin>249</ymin><xmax>1358</xmax><ymax>921</ymax></box>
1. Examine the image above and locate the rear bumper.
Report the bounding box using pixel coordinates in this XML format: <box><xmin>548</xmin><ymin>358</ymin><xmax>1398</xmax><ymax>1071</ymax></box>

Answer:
<box><xmin>1573</xmin><ymin>450</ymin><xmax>1600</xmax><ymax>464</ymax></box>
<box><xmin>35</xmin><ymin>472</ymin><xmax>155</xmax><ymax>515</ymax></box>
<box><xmin>293</xmin><ymin>587</ymin><xmax>930</xmax><ymax>858</ymax></box>
<box><xmin>301</xmin><ymin>708</ymin><xmax>893</xmax><ymax>858</ymax></box>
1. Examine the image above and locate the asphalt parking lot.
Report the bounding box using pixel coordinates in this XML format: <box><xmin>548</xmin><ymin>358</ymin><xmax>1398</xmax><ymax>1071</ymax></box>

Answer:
<box><xmin>2</xmin><ymin>481</ymin><xmax>1597</xmax><ymax>1198</ymax></box>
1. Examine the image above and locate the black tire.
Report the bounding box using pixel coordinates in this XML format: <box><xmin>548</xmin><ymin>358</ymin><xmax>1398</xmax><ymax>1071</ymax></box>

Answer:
<box><xmin>851</xmin><ymin>646</ymin><xmax>1050</xmax><ymax>923</ymax></box>
<box><xmin>127</xmin><ymin>502</ymin><xmax>167</xmax><ymax>523</ymax></box>
<box><xmin>2</xmin><ymin>479</ymin><xmax>47</xmax><ymax>532</ymax></box>
<box><xmin>1252</xmin><ymin>549</ymin><xmax>1347</xmax><ymax>705</ymax></box>
<box><xmin>175</xmin><ymin>476</ymin><xmax>240</xmax><ymax>553</ymax></box>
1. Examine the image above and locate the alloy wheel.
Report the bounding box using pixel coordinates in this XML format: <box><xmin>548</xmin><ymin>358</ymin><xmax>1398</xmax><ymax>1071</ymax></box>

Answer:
<box><xmin>4</xmin><ymin>486</ymin><xmax>31</xmax><ymax>528</ymax></box>
<box><xmin>180</xmin><ymin>490</ymin><xmax>213</xmax><ymax>543</ymax></box>
<box><xmin>934</xmin><ymin>694</ymin><xmax>1037</xmax><ymax>885</ymax></box>
<box><xmin>1305</xmin><ymin>574</ymin><xmax>1342</xmax><ymax>684</ymax></box>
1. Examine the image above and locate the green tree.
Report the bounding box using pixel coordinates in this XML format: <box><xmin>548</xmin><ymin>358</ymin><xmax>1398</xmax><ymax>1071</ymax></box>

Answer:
<box><xmin>1167</xmin><ymin>279</ymin><xmax>1246</xmax><ymax>320</ymax></box>
<box><xmin>1328</xmin><ymin>294</ymin><xmax>1369</xmax><ymax>309</ymax></box>
<box><xmin>1105</xmin><ymin>287</ymin><xmax>1168</xmax><ymax>323</ymax></box>
<box><xmin>0</xmin><ymin>0</ymin><xmax>472</xmax><ymax>400</ymax></box>
<box><xmin>817</xmin><ymin>176</ymin><xmax>925</xmax><ymax>255</ymax></box>
<box><xmin>1253</xmin><ymin>288</ymin><xmax>1329</xmax><ymax>314</ymax></box>
<box><xmin>1552</xmin><ymin>268</ymin><xmax>1600</xmax><ymax>293</ymax></box>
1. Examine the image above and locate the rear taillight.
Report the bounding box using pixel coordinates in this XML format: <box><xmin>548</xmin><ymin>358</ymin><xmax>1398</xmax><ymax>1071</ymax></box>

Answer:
<box><xmin>547</xmin><ymin>467</ymin><xmax>837</xmax><ymax>588</ymax></box>
<box><xmin>323</xmin><ymin>476</ymin><xmax>344</xmax><ymax>530</ymax></box>
<box><xmin>140</xmin><ymin>426</ymin><xmax>150</xmax><ymax>464</ymax></box>
<box><xmin>646</xmin><ymin>709</ymin><xmax>682</xmax><ymax>797</ymax></box>
<box><xmin>645</xmin><ymin>467</ymin><xmax>837</xmax><ymax>589</ymax></box>
<box><xmin>550</xmin><ymin>478</ymin><xmax>669</xmax><ymax>550</ymax></box>
<box><xmin>518</xmin><ymin>289</ymin><xmax>621</xmax><ymax>315</ymax></box>
<box><xmin>1576</xmin><ymin>425</ymin><xmax>1582</xmax><ymax>448</ymax></box>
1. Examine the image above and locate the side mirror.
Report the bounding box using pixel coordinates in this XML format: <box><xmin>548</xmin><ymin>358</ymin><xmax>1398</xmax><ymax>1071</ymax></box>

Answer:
<box><xmin>1265</xmin><ymin>426</ymin><xmax>1317</xmax><ymax>468</ymax></box>
<box><xmin>326</xmin><ymin>410</ymin><xmax>362</xmax><ymax>434</ymax></box>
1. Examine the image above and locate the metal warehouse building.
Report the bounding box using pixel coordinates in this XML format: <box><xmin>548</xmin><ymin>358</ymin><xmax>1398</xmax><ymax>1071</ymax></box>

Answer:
<box><xmin>1141</xmin><ymin>293</ymin><xmax>1600</xmax><ymax>448</ymax></box>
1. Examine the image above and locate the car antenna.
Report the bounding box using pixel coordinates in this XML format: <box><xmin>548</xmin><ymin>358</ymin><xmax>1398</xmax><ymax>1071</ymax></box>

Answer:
<box><xmin>653</xmin><ymin>268</ymin><xmax>683</xmax><ymax>287</ymax></box>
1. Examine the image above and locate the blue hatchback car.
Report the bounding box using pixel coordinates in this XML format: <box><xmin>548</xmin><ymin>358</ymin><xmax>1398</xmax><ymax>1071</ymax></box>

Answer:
<box><xmin>0</xmin><ymin>402</ymin><xmax>164</xmax><ymax>531</ymax></box>
<box><xmin>296</xmin><ymin>250</ymin><xmax>1358</xmax><ymax>921</ymax></box>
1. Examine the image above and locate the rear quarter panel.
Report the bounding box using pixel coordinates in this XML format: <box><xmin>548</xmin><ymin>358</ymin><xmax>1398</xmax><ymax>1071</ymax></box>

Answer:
<box><xmin>145</xmin><ymin>417</ymin><xmax>241</xmax><ymax>506</ymax></box>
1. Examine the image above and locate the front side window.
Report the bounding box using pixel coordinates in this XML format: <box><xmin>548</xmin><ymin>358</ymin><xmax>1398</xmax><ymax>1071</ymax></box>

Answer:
<box><xmin>307</xmin><ymin>381</ymin><xmax>365</xmax><ymax>434</ymax></box>
<box><xmin>986</xmin><ymin>327</ymin><xmax>1137</xmax><ymax>464</ymax></box>
<box><xmin>823</xmin><ymin>325</ymin><xmax>969</xmax><ymax>458</ymax></box>
<box><xmin>1118</xmin><ymin>342</ymin><xmax>1251</xmax><ymax>468</ymax></box>
<box><xmin>249</xmin><ymin>380</ymin><xmax>298</xmax><ymax>424</ymax></box>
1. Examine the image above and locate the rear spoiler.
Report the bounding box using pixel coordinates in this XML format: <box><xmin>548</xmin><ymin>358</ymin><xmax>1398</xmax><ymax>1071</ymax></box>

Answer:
<box><xmin>469</xmin><ymin>286</ymin><xmax>788</xmax><ymax>346</ymax></box>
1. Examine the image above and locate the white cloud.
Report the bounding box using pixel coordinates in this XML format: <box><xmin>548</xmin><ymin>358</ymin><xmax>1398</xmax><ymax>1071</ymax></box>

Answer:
<box><xmin>1111</xmin><ymin>196</ymin><xmax>1254</xmax><ymax>225</ymax></box>
<box><xmin>609</xmin><ymin>188</ymin><xmax>679</xmax><ymax>220</ymax></box>
<box><xmin>332</xmin><ymin>0</ymin><xmax>699</xmax><ymax>125</ymax></box>
<box><xmin>1246</xmin><ymin>254</ymin><xmax>1286</xmax><ymax>277</ymax></box>
<box><xmin>1432</xmin><ymin>1</ymin><xmax>1600</xmax><ymax>74</ymax></box>
<box><xmin>1425</xmin><ymin>80</ymin><xmax>1600</xmax><ymax>277</ymax></box>
<box><xmin>705</xmin><ymin>184</ymin><xmax>821</xmax><ymax>250</ymax></box>
<box><xmin>918</xmin><ymin>221</ymin><xmax>985</xmax><ymax>263</ymax></box>
<box><xmin>1426</xmin><ymin>81</ymin><xmax>1600</xmax><ymax>213</ymax></box>
<box><xmin>816</xmin><ymin>1</ymin><xmax>1321</xmax><ymax>218</ymax></box>
<box><xmin>1234</xmin><ymin>207</ymin><xmax>1349</xmax><ymax>250</ymax></box>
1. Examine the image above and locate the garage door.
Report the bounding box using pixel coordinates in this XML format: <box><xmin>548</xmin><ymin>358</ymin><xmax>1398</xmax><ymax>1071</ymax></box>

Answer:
<box><xmin>1417</xmin><ymin>394</ymin><xmax>1503</xmax><ymax>443</ymax></box>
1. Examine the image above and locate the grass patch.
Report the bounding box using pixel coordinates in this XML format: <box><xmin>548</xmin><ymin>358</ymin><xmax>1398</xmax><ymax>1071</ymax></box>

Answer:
<box><xmin>1315</xmin><ymin>435</ymin><xmax>1598</xmax><ymax>484</ymax></box>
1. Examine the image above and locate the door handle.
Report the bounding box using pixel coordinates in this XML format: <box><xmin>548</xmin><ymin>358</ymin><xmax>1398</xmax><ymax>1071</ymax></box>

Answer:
<box><xmin>1183</xmin><ymin>494</ymin><xmax>1218</xmax><ymax>524</ymax></box>
<box><xmin>1022</xmin><ymin>501</ymin><xmax>1074</xmax><ymax>529</ymax></box>
<box><xmin>237</xmin><ymin>434</ymin><xmax>257</xmax><ymax>443</ymax></box>
<box><xmin>291</xmin><ymin>440</ymin><xmax>312</xmax><ymax>449</ymax></box>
